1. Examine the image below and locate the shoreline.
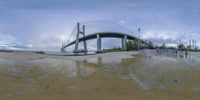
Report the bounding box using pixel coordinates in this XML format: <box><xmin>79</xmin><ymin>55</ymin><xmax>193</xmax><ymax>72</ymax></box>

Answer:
<box><xmin>0</xmin><ymin>51</ymin><xmax>139</xmax><ymax>61</ymax></box>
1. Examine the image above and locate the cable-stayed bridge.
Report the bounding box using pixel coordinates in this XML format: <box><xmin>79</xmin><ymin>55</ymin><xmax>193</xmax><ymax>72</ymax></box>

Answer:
<box><xmin>61</xmin><ymin>22</ymin><xmax>149</xmax><ymax>54</ymax></box>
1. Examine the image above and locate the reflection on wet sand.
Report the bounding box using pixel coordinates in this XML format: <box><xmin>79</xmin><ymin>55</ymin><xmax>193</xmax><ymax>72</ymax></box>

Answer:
<box><xmin>0</xmin><ymin>51</ymin><xmax>200</xmax><ymax>100</ymax></box>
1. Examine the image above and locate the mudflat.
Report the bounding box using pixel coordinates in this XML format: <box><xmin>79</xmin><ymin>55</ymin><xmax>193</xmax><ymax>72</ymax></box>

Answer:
<box><xmin>0</xmin><ymin>50</ymin><xmax>200</xmax><ymax>100</ymax></box>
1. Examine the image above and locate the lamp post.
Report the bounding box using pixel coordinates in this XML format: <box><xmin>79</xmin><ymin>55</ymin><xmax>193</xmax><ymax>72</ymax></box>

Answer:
<box><xmin>138</xmin><ymin>28</ymin><xmax>141</xmax><ymax>50</ymax></box>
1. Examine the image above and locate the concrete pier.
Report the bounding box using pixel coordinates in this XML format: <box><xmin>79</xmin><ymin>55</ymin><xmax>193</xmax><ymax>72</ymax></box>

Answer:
<box><xmin>122</xmin><ymin>35</ymin><xmax>127</xmax><ymax>51</ymax></box>
<box><xmin>97</xmin><ymin>34</ymin><xmax>101</xmax><ymax>53</ymax></box>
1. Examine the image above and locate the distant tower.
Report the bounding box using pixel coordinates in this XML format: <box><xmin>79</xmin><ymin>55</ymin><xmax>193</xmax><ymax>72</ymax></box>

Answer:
<box><xmin>195</xmin><ymin>40</ymin><xmax>197</xmax><ymax>50</ymax></box>
<box><xmin>74</xmin><ymin>22</ymin><xmax>87</xmax><ymax>54</ymax></box>
<box><xmin>189</xmin><ymin>40</ymin><xmax>191</xmax><ymax>50</ymax></box>
<box><xmin>62</xmin><ymin>42</ymin><xmax>65</xmax><ymax>48</ymax></box>
<box><xmin>192</xmin><ymin>39</ymin><xmax>195</xmax><ymax>49</ymax></box>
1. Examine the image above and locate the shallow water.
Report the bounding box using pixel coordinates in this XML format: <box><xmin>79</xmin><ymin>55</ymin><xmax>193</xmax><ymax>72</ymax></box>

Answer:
<box><xmin>0</xmin><ymin>50</ymin><xmax>200</xmax><ymax>100</ymax></box>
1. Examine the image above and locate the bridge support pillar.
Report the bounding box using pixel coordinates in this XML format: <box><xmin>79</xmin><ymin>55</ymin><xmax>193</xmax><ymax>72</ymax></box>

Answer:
<box><xmin>122</xmin><ymin>35</ymin><xmax>127</xmax><ymax>51</ymax></box>
<box><xmin>82</xmin><ymin>25</ymin><xmax>88</xmax><ymax>54</ymax></box>
<box><xmin>97</xmin><ymin>34</ymin><xmax>101</xmax><ymax>53</ymax></box>
<box><xmin>74</xmin><ymin>23</ymin><xmax>80</xmax><ymax>53</ymax></box>
<box><xmin>73</xmin><ymin>23</ymin><xmax>88</xmax><ymax>54</ymax></box>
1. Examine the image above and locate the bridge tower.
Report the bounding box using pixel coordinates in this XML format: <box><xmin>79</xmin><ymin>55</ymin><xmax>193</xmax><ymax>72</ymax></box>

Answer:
<box><xmin>74</xmin><ymin>22</ymin><xmax>88</xmax><ymax>54</ymax></box>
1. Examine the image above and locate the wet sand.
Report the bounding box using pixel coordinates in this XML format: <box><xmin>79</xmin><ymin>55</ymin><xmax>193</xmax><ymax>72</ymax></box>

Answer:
<box><xmin>0</xmin><ymin>50</ymin><xmax>200</xmax><ymax>100</ymax></box>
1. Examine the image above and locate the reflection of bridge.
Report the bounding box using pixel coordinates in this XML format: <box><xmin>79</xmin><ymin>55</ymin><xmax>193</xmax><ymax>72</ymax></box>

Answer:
<box><xmin>61</xmin><ymin>23</ymin><xmax>148</xmax><ymax>53</ymax></box>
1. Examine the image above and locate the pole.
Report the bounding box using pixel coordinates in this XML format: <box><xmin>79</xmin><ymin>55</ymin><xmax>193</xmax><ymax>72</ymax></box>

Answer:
<box><xmin>138</xmin><ymin>28</ymin><xmax>141</xmax><ymax>50</ymax></box>
<box><xmin>189</xmin><ymin>40</ymin><xmax>191</xmax><ymax>50</ymax></box>
<box><xmin>195</xmin><ymin>40</ymin><xmax>197</xmax><ymax>50</ymax></box>
<box><xmin>193</xmin><ymin>39</ymin><xmax>194</xmax><ymax>50</ymax></box>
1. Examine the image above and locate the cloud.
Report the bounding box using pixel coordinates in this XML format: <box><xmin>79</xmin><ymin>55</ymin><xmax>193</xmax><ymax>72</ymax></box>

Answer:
<box><xmin>142</xmin><ymin>32</ymin><xmax>178</xmax><ymax>40</ymax></box>
<box><xmin>117</xmin><ymin>20</ymin><xmax>127</xmax><ymax>26</ymax></box>
<box><xmin>0</xmin><ymin>34</ymin><xmax>15</xmax><ymax>46</ymax></box>
<box><xmin>0</xmin><ymin>33</ymin><xmax>30</xmax><ymax>50</ymax></box>
<box><xmin>0</xmin><ymin>0</ymin><xmax>200</xmax><ymax>51</ymax></box>
<box><xmin>28</xmin><ymin>33</ymin><xmax>64</xmax><ymax>51</ymax></box>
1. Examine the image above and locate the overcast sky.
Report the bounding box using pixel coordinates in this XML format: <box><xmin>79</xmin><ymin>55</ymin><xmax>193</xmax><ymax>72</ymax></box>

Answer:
<box><xmin>0</xmin><ymin>0</ymin><xmax>200</xmax><ymax>51</ymax></box>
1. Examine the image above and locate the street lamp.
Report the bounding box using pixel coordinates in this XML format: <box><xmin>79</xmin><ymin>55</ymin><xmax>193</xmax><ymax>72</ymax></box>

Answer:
<box><xmin>138</xmin><ymin>28</ymin><xmax>141</xmax><ymax>50</ymax></box>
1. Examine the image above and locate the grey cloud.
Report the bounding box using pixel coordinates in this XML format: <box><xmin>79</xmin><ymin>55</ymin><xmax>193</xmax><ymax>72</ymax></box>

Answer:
<box><xmin>0</xmin><ymin>0</ymin><xmax>200</xmax><ymax>51</ymax></box>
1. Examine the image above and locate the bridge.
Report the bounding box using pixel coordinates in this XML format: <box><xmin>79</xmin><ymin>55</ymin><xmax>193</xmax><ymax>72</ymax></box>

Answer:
<box><xmin>61</xmin><ymin>23</ymin><xmax>149</xmax><ymax>53</ymax></box>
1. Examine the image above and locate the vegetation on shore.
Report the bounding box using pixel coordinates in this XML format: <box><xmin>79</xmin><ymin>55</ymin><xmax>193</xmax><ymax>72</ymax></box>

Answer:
<box><xmin>35</xmin><ymin>51</ymin><xmax>45</xmax><ymax>54</ymax></box>
<box><xmin>0</xmin><ymin>48</ymin><xmax>13</xmax><ymax>52</ymax></box>
<box><xmin>103</xmin><ymin>40</ymin><xmax>199</xmax><ymax>52</ymax></box>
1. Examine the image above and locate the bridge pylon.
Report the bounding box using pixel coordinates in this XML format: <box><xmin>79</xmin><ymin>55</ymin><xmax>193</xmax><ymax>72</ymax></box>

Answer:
<box><xmin>73</xmin><ymin>22</ymin><xmax>88</xmax><ymax>54</ymax></box>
